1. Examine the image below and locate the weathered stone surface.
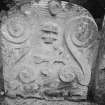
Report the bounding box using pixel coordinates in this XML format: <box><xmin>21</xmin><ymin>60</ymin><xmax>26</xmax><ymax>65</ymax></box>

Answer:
<box><xmin>0</xmin><ymin>0</ymin><xmax>99</xmax><ymax>105</ymax></box>
<box><xmin>92</xmin><ymin>15</ymin><xmax>105</xmax><ymax>105</ymax></box>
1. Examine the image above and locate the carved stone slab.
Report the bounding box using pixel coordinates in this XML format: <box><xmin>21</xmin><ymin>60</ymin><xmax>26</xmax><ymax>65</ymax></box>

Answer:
<box><xmin>0</xmin><ymin>0</ymin><xmax>99</xmax><ymax>105</ymax></box>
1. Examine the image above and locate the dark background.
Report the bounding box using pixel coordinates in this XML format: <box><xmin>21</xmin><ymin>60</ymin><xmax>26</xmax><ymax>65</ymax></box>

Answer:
<box><xmin>83</xmin><ymin>0</ymin><xmax>105</xmax><ymax>18</ymax></box>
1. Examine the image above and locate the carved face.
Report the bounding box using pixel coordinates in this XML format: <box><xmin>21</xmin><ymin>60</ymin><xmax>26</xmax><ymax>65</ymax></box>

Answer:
<box><xmin>0</xmin><ymin>0</ymin><xmax>99</xmax><ymax>104</ymax></box>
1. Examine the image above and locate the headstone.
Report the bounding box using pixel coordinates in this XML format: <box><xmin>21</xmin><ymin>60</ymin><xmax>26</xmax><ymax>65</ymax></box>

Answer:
<box><xmin>0</xmin><ymin>0</ymin><xmax>99</xmax><ymax>105</ymax></box>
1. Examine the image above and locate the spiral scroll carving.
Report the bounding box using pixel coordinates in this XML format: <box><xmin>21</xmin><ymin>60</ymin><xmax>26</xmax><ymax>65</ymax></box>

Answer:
<box><xmin>1</xmin><ymin>14</ymin><xmax>31</xmax><ymax>44</ymax></box>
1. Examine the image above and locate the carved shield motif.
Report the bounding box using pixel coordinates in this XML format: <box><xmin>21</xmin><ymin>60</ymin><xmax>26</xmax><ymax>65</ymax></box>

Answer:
<box><xmin>0</xmin><ymin>0</ymin><xmax>99</xmax><ymax>105</ymax></box>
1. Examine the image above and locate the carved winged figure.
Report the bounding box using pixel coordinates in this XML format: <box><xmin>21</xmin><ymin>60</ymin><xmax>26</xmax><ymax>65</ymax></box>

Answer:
<box><xmin>0</xmin><ymin>0</ymin><xmax>99</xmax><ymax>105</ymax></box>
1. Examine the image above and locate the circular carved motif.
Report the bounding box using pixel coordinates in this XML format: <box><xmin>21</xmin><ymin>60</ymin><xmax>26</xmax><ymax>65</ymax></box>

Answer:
<box><xmin>18</xmin><ymin>66</ymin><xmax>36</xmax><ymax>84</ymax></box>
<box><xmin>73</xmin><ymin>22</ymin><xmax>90</xmax><ymax>42</ymax></box>
<box><xmin>65</xmin><ymin>17</ymin><xmax>97</xmax><ymax>47</ymax></box>
<box><xmin>7</xmin><ymin>19</ymin><xmax>24</xmax><ymax>38</ymax></box>
<box><xmin>58</xmin><ymin>66</ymin><xmax>75</xmax><ymax>83</ymax></box>
<box><xmin>1</xmin><ymin>15</ymin><xmax>30</xmax><ymax>44</ymax></box>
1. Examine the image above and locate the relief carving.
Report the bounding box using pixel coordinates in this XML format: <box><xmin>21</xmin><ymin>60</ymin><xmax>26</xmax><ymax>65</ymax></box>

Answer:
<box><xmin>0</xmin><ymin>0</ymin><xmax>99</xmax><ymax>105</ymax></box>
<box><xmin>91</xmin><ymin>15</ymin><xmax>105</xmax><ymax>105</ymax></box>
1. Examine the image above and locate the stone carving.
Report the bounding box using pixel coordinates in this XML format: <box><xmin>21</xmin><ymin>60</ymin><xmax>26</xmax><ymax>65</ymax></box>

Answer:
<box><xmin>91</xmin><ymin>15</ymin><xmax>105</xmax><ymax>105</ymax></box>
<box><xmin>0</xmin><ymin>0</ymin><xmax>99</xmax><ymax>105</ymax></box>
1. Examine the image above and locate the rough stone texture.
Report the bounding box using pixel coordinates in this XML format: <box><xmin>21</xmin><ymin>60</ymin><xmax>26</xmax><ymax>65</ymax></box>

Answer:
<box><xmin>91</xmin><ymin>15</ymin><xmax>105</xmax><ymax>105</ymax></box>
<box><xmin>0</xmin><ymin>0</ymin><xmax>99</xmax><ymax>105</ymax></box>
